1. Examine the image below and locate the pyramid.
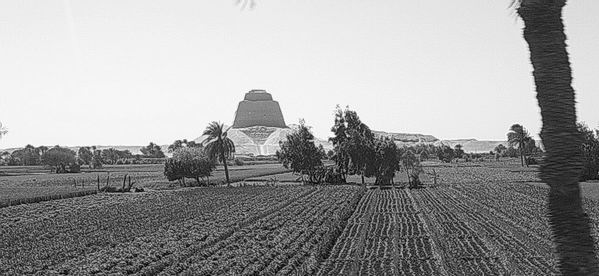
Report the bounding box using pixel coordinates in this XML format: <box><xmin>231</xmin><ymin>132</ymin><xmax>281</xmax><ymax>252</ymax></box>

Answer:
<box><xmin>232</xmin><ymin>90</ymin><xmax>287</xmax><ymax>128</ymax></box>
<box><xmin>196</xmin><ymin>90</ymin><xmax>332</xmax><ymax>156</ymax></box>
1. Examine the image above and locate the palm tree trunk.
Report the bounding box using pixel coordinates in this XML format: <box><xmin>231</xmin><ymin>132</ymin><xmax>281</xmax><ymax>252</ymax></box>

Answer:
<box><xmin>519</xmin><ymin>2</ymin><xmax>599</xmax><ymax>274</ymax></box>
<box><xmin>519</xmin><ymin>141</ymin><xmax>524</xmax><ymax>167</ymax></box>
<box><xmin>221</xmin><ymin>150</ymin><xmax>230</xmax><ymax>186</ymax></box>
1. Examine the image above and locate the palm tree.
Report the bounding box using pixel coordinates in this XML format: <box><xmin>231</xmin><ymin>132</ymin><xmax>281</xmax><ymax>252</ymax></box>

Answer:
<box><xmin>202</xmin><ymin>122</ymin><xmax>235</xmax><ymax>186</ymax></box>
<box><xmin>0</xmin><ymin>122</ymin><xmax>7</xmax><ymax>139</ymax></box>
<box><xmin>507</xmin><ymin>124</ymin><xmax>531</xmax><ymax>167</ymax></box>
<box><xmin>517</xmin><ymin>0</ymin><xmax>599</xmax><ymax>274</ymax></box>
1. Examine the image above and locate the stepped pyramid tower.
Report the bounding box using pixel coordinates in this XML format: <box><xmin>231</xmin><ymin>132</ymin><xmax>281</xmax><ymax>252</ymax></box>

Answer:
<box><xmin>196</xmin><ymin>89</ymin><xmax>332</xmax><ymax>156</ymax></box>
<box><xmin>232</xmin><ymin>90</ymin><xmax>287</xmax><ymax>128</ymax></box>
<box><xmin>196</xmin><ymin>90</ymin><xmax>293</xmax><ymax>156</ymax></box>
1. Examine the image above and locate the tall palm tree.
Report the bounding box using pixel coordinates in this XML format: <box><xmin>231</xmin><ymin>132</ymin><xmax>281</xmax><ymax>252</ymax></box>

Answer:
<box><xmin>517</xmin><ymin>0</ymin><xmax>599</xmax><ymax>274</ymax></box>
<box><xmin>507</xmin><ymin>124</ymin><xmax>531</xmax><ymax>167</ymax></box>
<box><xmin>0</xmin><ymin>122</ymin><xmax>7</xmax><ymax>139</ymax></box>
<box><xmin>203</xmin><ymin>122</ymin><xmax>235</xmax><ymax>185</ymax></box>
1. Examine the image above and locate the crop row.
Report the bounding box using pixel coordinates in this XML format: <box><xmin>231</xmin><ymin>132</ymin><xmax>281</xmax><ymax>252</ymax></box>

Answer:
<box><xmin>158</xmin><ymin>186</ymin><xmax>364</xmax><ymax>275</ymax></box>
<box><xmin>0</xmin><ymin>186</ymin><xmax>312</xmax><ymax>274</ymax></box>
<box><xmin>429</xmin><ymin>166</ymin><xmax>539</xmax><ymax>185</ymax></box>
<box><xmin>320</xmin><ymin>189</ymin><xmax>444</xmax><ymax>276</ymax></box>
<box><xmin>415</xmin><ymin>186</ymin><xmax>559</xmax><ymax>275</ymax></box>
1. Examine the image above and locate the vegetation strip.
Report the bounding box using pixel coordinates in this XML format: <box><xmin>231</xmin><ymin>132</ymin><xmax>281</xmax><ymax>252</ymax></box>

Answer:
<box><xmin>0</xmin><ymin>189</ymin><xmax>97</xmax><ymax>208</ymax></box>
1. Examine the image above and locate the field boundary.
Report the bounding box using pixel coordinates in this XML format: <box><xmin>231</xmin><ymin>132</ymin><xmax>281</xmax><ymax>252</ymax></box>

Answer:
<box><xmin>0</xmin><ymin>189</ymin><xmax>98</xmax><ymax>209</ymax></box>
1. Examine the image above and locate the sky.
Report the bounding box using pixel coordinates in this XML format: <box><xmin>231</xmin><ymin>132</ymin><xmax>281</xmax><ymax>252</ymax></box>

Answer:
<box><xmin>1</xmin><ymin>0</ymin><xmax>598</xmax><ymax>149</ymax></box>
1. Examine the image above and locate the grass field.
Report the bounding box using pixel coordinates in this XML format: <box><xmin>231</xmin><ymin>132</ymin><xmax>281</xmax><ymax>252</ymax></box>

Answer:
<box><xmin>0</xmin><ymin>163</ymin><xmax>290</xmax><ymax>207</ymax></box>
<box><xmin>1</xmin><ymin>159</ymin><xmax>598</xmax><ymax>275</ymax></box>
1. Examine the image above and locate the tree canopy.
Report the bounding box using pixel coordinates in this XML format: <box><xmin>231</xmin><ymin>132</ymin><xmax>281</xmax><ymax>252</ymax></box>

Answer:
<box><xmin>277</xmin><ymin>120</ymin><xmax>325</xmax><ymax>183</ymax></box>
<box><xmin>41</xmin><ymin>146</ymin><xmax>78</xmax><ymax>173</ymax></box>
<box><xmin>140</xmin><ymin>142</ymin><xmax>165</xmax><ymax>158</ymax></box>
<box><xmin>507</xmin><ymin>124</ymin><xmax>532</xmax><ymax>167</ymax></box>
<box><xmin>203</xmin><ymin>121</ymin><xmax>235</xmax><ymax>184</ymax></box>
<box><xmin>165</xmin><ymin>147</ymin><xmax>215</xmax><ymax>186</ymax></box>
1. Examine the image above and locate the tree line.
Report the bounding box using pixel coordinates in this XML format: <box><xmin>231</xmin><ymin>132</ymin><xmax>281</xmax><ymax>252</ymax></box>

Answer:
<box><xmin>277</xmin><ymin>106</ymin><xmax>475</xmax><ymax>186</ymax></box>
<box><xmin>0</xmin><ymin>143</ymin><xmax>167</xmax><ymax>172</ymax></box>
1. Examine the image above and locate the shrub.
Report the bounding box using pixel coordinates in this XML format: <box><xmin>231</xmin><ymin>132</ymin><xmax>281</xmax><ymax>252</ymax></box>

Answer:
<box><xmin>401</xmin><ymin>150</ymin><xmax>423</xmax><ymax>189</ymax></box>
<box><xmin>69</xmin><ymin>163</ymin><xmax>81</xmax><ymax>173</ymax></box>
<box><xmin>41</xmin><ymin>146</ymin><xmax>79</xmax><ymax>173</ymax></box>
<box><xmin>234</xmin><ymin>158</ymin><xmax>245</xmax><ymax>166</ymax></box>
<box><xmin>164</xmin><ymin>147</ymin><xmax>215</xmax><ymax>186</ymax></box>
<box><xmin>365</xmin><ymin>137</ymin><xmax>400</xmax><ymax>185</ymax></box>
<box><xmin>324</xmin><ymin>167</ymin><xmax>346</xmax><ymax>184</ymax></box>
<box><xmin>436</xmin><ymin>145</ymin><xmax>455</xmax><ymax>163</ymax></box>
<box><xmin>276</xmin><ymin>121</ymin><xmax>325</xmax><ymax>184</ymax></box>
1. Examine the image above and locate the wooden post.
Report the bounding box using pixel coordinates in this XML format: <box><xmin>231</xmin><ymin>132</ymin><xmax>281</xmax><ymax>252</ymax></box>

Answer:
<box><xmin>97</xmin><ymin>175</ymin><xmax>100</xmax><ymax>191</ymax></box>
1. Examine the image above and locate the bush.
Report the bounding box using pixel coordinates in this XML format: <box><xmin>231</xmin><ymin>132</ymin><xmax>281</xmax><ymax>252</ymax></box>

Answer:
<box><xmin>41</xmin><ymin>146</ymin><xmax>79</xmax><ymax>173</ymax></box>
<box><xmin>69</xmin><ymin>163</ymin><xmax>81</xmax><ymax>173</ymax></box>
<box><xmin>436</xmin><ymin>145</ymin><xmax>455</xmax><ymax>163</ymax></box>
<box><xmin>276</xmin><ymin>121</ymin><xmax>325</xmax><ymax>184</ymax></box>
<box><xmin>324</xmin><ymin>167</ymin><xmax>346</xmax><ymax>184</ymax></box>
<box><xmin>164</xmin><ymin>147</ymin><xmax>215</xmax><ymax>186</ymax></box>
<box><xmin>234</xmin><ymin>158</ymin><xmax>245</xmax><ymax>166</ymax></box>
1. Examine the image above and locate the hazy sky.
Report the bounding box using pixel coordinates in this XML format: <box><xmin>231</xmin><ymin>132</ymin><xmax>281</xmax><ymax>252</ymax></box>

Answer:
<box><xmin>1</xmin><ymin>0</ymin><xmax>598</xmax><ymax>149</ymax></box>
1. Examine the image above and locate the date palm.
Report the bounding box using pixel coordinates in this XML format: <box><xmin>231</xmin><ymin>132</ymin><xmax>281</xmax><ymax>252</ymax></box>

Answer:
<box><xmin>507</xmin><ymin>124</ymin><xmax>531</xmax><ymax>167</ymax></box>
<box><xmin>203</xmin><ymin>121</ymin><xmax>235</xmax><ymax>186</ymax></box>
<box><xmin>517</xmin><ymin>0</ymin><xmax>599</xmax><ymax>274</ymax></box>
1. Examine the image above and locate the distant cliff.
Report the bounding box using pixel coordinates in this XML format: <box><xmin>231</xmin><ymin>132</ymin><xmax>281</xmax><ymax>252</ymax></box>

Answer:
<box><xmin>373</xmin><ymin>131</ymin><xmax>439</xmax><ymax>143</ymax></box>
<box><xmin>434</xmin><ymin>139</ymin><xmax>506</xmax><ymax>153</ymax></box>
<box><xmin>372</xmin><ymin>131</ymin><xmax>505</xmax><ymax>153</ymax></box>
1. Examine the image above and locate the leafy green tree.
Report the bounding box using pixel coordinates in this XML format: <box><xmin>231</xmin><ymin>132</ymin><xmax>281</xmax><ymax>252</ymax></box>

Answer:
<box><xmin>91</xmin><ymin>146</ymin><xmax>103</xmax><ymax>169</ymax></box>
<box><xmin>329</xmin><ymin>106</ymin><xmax>349</xmax><ymax>181</ymax></box>
<box><xmin>494</xmin><ymin>144</ymin><xmax>507</xmax><ymax>155</ymax></box>
<box><xmin>436</xmin><ymin>144</ymin><xmax>454</xmax><ymax>163</ymax></box>
<box><xmin>365</xmin><ymin>136</ymin><xmax>399</xmax><ymax>185</ymax></box>
<box><xmin>517</xmin><ymin>0</ymin><xmax>599</xmax><ymax>272</ymax></box>
<box><xmin>0</xmin><ymin>151</ymin><xmax>9</xmax><ymax>165</ymax></box>
<box><xmin>101</xmin><ymin>148</ymin><xmax>120</xmax><ymax>164</ymax></box>
<box><xmin>41</xmin><ymin>146</ymin><xmax>77</xmax><ymax>173</ymax></box>
<box><xmin>523</xmin><ymin>137</ymin><xmax>541</xmax><ymax>156</ymax></box>
<box><xmin>454</xmin><ymin>144</ymin><xmax>465</xmax><ymax>159</ymax></box>
<box><xmin>400</xmin><ymin>149</ymin><xmax>423</xmax><ymax>188</ymax></box>
<box><xmin>78</xmin><ymin>147</ymin><xmax>93</xmax><ymax>168</ymax></box>
<box><xmin>277</xmin><ymin>120</ymin><xmax>325</xmax><ymax>184</ymax></box>
<box><xmin>36</xmin><ymin>146</ymin><xmax>48</xmax><ymax>164</ymax></box>
<box><xmin>165</xmin><ymin>147</ymin><xmax>216</xmax><ymax>186</ymax></box>
<box><xmin>504</xmin><ymin>146</ymin><xmax>520</xmax><ymax>158</ymax></box>
<box><xmin>507</xmin><ymin>124</ymin><xmax>531</xmax><ymax>167</ymax></box>
<box><xmin>168</xmin><ymin>139</ymin><xmax>201</xmax><ymax>153</ymax></box>
<box><xmin>140</xmin><ymin>142</ymin><xmax>165</xmax><ymax>158</ymax></box>
<box><xmin>330</xmin><ymin>106</ymin><xmax>375</xmax><ymax>184</ymax></box>
<box><xmin>203</xmin><ymin>122</ymin><xmax>235</xmax><ymax>185</ymax></box>
<box><xmin>117</xmin><ymin>149</ymin><xmax>133</xmax><ymax>160</ymax></box>
<box><xmin>10</xmin><ymin>145</ymin><xmax>41</xmax><ymax>166</ymax></box>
